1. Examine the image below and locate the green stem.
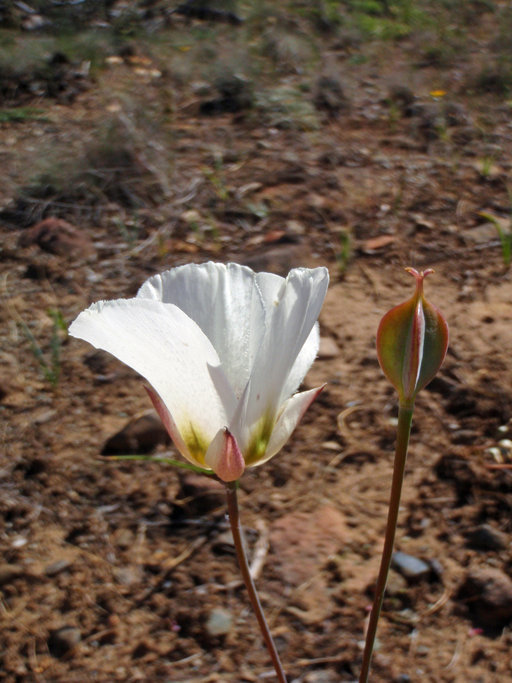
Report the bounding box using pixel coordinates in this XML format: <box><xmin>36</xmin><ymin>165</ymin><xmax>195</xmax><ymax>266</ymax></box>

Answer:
<box><xmin>359</xmin><ymin>404</ymin><xmax>414</xmax><ymax>683</ymax></box>
<box><xmin>226</xmin><ymin>482</ymin><xmax>287</xmax><ymax>683</ymax></box>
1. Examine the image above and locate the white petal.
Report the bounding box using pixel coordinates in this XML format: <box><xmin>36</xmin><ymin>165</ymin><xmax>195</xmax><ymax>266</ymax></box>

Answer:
<box><xmin>137</xmin><ymin>262</ymin><xmax>266</xmax><ymax>399</ymax></box>
<box><xmin>69</xmin><ymin>299</ymin><xmax>236</xmax><ymax>466</ymax></box>
<box><xmin>145</xmin><ymin>385</ymin><xmax>194</xmax><ymax>465</ymax></box>
<box><xmin>233</xmin><ymin>267</ymin><xmax>329</xmax><ymax>452</ymax></box>
<box><xmin>282</xmin><ymin>322</ymin><xmax>320</xmax><ymax>399</ymax></box>
<box><xmin>249</xmin><ymin>386</ymin><xmax>324</xmax><ymax>467</ymax></box>
<box><xmin>254</xmin><ymin>270</ymin><xmax>286</xmax><ymax>307</ymax></box>
<box><xmin>253</xmin><ymin>269</ymin><xmax>320</xmax><ymax>396</ymax></box>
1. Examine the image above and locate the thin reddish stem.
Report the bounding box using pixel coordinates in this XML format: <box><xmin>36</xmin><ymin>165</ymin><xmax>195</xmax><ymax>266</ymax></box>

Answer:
<box><xmin>226</xmin><ymin>482</ymin><xmax>287</xmax><ymax>683</ymax></box>
<box><xmin>359</xmin><ymin>405</ymin><xmax>414</xmax><ymax>683</ymax></box>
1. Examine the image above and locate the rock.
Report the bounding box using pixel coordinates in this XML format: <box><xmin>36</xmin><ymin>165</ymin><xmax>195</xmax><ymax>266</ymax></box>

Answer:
<box><xmin>22</xmin><ymin>13</ymin><xmax>50</xmax><ymax>31</ymax></box>
<box><xmin>173</xmin><ymin>4</ymin><xmax>243</xmax><ymax>25</ymax></box>
<box><xmin>180</xmin><ymin>209</ymin><xmax>201</xmax><ymax>224</ymax></box>
<box><xmin>206</xmin><ymin>607</ymin><xmax>232</xmax><ymax>636</ymax></box>
<box><xmin>463</xmin><ymin>222</ymin><xmax>499</xmax><ymax>245</ymax></box>
<box><xmin>101</xmin><ymin>411</ymin><xmax>170</xmax><ymax>455</ymax></box>
<box><xmin>45</xmin><ymin>559</ymin><xmax>73</xmax><ymax>577</ymax></box>
<box><xmin>386</xmin><ymin>571</ymin><xmax>409</xmax><ymax>597</ymax></box>
<box><xmin>18</xmin><ymin>218</ymin><xmax>95</xmax><ymax>259</ymax></box>
<box><xmin>434</xmin><ymin>453</ymin><xmax>475</xmax><ymax>503</ymax></box>
<box><xmin>0</xmin><ymin>563</ymin><xmax>24</xmax><ymax>585</ymax></box>
<box><xmin>175</xmin><ymin>474</ymin><xmax>225</xmax><ymax>517</ymax></box>
<box><xmin>113</xmin><ymin>566</ymin><xmax>141</xmax><ymax>587</ymax></box>
<box><xmin>200</xmin><ymin>74</ymin><xmax>253</xmax><ymax>115</ymax></box>
<box><xmin>23</xmin><ymin>259</ymin><xmax>56</xmax><ymax>280</ymax></box>
<box><xmin>444</xmin><ymin>101</ymin><xmax>468</xmax><ymax>127</ymax></box>
<box><xmin>457</xmin><ymin>567</ymin><xmax>512</xmax><ymax>629</ymax></box>
<box><xmin>391</xmin><ymin>552</ymin><xmax>431</xmax><ymax>583</ymax></box>
<box><xmin>34</xmin><ymin>409</ymin><xmax>58</xmax><ymax>426</ymax></box>
<box><xmin>271</xmin><ymin>505</ymin><xmax>348</xmax><ymax>586</ymax></box>
<box><xmin>211</xmin><ymin>530</ymin><xmax>235</xmax><ymax>554</ymax></box>
<box><xmin>428</xmin><ymin>558</ymin><xmax>444</xmax><ymax>581</ymax></box>
<box><xmin>313</xmin><ymin>76</ymin><xmax>350</xmax><ymax>116</ymax></box>
<box><xmin>409</xmin><ymin>101</ymin><xmax>445</xmax><ymax>141</ymax></box>
<box><xmin>48</xmin><ymin>627</ymin><xmax>81</xmax><ymax>657</ymax></box>
<box><xmin>466</xmin><ymin>524</ymin><xmax>508</xmax><ymax>551</ymax></box>
<box><xmin>114</xmin><ymin>528</ymin><xmax>134</xmax><ymax>549</ymax></box>
<box><xmin>302</xmin><ymin>671</ymin><xmax>340</xmax><ymax>683</ymax></box>
<box><xmin>318</xmin><ymin>336</ymin><xmax>339</xmax><ymax>359</ymax></box>
<box><xmin>452</xmin><ymin>429</ymin><xmax>479</xmax><ymax>445</ymax></box>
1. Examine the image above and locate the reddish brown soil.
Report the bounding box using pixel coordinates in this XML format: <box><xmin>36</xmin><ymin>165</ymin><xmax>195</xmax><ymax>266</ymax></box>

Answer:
<box><xmin>2</xmin><ymin>7</ymin><xmax>512</xmax><ymax>682</ymax></box>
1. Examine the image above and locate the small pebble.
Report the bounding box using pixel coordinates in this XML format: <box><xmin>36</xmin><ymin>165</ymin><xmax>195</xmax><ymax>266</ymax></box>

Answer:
<box><xmin>45</xmin><ymin>559</ymin><xmax>73</xmax><ymax>577</ymax></box>
<box><xmin>206</xmin><ymin>607</ymin><xmax>232</xmax><ymax>636</ymax></box>
<box><xmin>302</xmin><ymin>671</ymin><xmax>340</xmax><ymax>683</ymax></box>
<box><xmin>101</xmin><ymin>411</ymin><xmax>170</xmax><ymax>455</ymax></box>
<box><xmin>466</xmin><ymin>524</ymin><xmax>508</xmax><ymax>551</ymax></box>
<box><xmin>318</xmin><ymin>336</ymin><xmax>339</xmax><ymax>359</ymax></box>
<box><xmin>48</xmin><ymin>627</ymin><xmax>81</xmax><ymax>657</ymax></box>
<box><xmin>113</xmin><ymin>566</ymin><xmax>140</xmax><ymax>586</ymax></box>
<box><xmin>0</xmin><ymin>563</ymin><xmax>24</xmax><ymax>585</ymax></box>
<box><xmin>115</xmin><ymin>528</ymin><xmax>134</xmax><ymax>549</ymax></box>
<box><xmin>385</xmin><ymin>572</ymin><xmax>408</xmax><ymax>597</ymax></box>
<box><xmin>11</xmin><ymin>536</ymin><xmax>27</xmax><ymax>548</ymax></box>
<box><xmin>428</xmin><ymin>558</ymin><xmax>444</xmax><ymax>580</ymax></box>
<box><xmin>211</xmin><ymin>530</ymin><xmax>235</xmax><ymax>552</ymax></box>
<box><xmin>177</xmin><ymin>474</ymin><xmax>225</xmax><ymax>516</ymax></box>
<box><xmin>391</xmin><ymin>552</ymin><xmax>430</xmax><ymax>582</ymax></box>
<box><xmin>457</xmin><ymin>567</ymin><xmax>512</xmax><ymax>628</ymax></box>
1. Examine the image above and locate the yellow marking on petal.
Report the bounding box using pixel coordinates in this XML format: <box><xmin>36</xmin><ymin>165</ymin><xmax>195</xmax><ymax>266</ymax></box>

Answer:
<box><xmin>245</xmin><ymin>412</ymin><xmax>275</xmax><ymax>466</ymax></box>
<box><xmin>181</xmin><ymin>423</ymin><xmax>210</xmax><ymax>466</ymax></box>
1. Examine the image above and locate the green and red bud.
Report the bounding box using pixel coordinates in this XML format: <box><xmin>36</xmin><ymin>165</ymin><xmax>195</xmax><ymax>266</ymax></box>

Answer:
<box><xmin>376</xmin><ymin>268</ymin><xmax>449</xmax><ymax>408</ymax></box>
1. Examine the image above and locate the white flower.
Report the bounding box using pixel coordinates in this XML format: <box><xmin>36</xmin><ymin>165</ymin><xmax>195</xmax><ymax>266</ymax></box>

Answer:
<box><xmin>69</xmin><ymin>262</ymin><xmax>329</xmax><ymax>481</ymax></box>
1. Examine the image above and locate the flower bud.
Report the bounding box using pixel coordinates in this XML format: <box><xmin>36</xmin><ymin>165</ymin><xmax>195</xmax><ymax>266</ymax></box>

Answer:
<box><xmin>376</xmin><ymin>268</ymin><xmax>449</xmax><ymax>407</ymax></box>
<box><xmin>205</xmin><ymin>428</ymin><xmax>245</xmax><ymax>482</ymax></box>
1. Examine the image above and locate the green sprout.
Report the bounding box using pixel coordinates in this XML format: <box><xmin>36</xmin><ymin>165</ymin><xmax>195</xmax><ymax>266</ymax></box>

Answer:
<box><xmin>337</xmin><ymin>228</ymin><xmax>353</xmax><ymax>276</ymax></box>
<box><xmin>21</xmin><ymin>308</ymin><xmax>68</xmax><ymax>388</ymax></box>
<box><xmin>479</xmin><ymin>211</ymin><xmax>512</xmax><ymax>268</ymax></box>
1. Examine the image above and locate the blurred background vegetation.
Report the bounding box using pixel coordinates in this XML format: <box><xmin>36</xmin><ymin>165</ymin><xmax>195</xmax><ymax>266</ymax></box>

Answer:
<box><xmin>2</xmin><ymin>0</ymin><xmax>511</xmax><ymax>241</ymax></box>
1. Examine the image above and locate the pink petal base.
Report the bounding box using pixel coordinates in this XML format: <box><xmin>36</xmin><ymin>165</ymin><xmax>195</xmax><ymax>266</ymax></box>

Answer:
<box><xmin>205</xmin><ymin>428</ymin><xmax>245</xmax><ymax>482</ymax></box>
<box><xmin>144</xmin><ymin>385</ymin><xmax>200</xmax><ymax>467</ymax></box>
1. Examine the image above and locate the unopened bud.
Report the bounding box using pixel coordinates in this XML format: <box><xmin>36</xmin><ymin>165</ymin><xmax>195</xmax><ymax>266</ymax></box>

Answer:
<box><xmin>205</xmin><ymin>427</ymin><xmax>245</xmax><ymax>482</ymax></box>
<box><xmin>376</xmin><ymin>268</ymin><xmax>449</xmax><ymax>407</ymax></box>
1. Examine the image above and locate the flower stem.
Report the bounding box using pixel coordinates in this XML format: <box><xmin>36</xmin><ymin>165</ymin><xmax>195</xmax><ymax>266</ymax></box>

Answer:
<box><xmin>359</xmin><ymin>404</ymin><xmax>414</xmax><ymax>683</ymax></box>
<box><xmin>226</xmin><ymin>482</ymin><xmax>287</xmax><ymax>683</ymax></box>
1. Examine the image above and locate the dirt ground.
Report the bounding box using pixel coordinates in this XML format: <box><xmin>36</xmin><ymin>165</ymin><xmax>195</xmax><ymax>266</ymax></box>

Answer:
<box><xmin>2</xmin><ymin>3</ymin><xmax>512</xmax><ymax>682</ymax></box>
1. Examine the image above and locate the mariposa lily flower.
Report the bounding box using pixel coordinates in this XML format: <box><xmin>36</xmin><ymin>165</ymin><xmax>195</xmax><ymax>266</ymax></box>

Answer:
<box><xmin>69</xmin><ymin>262</ymin><xmax>329</xmax><ymax>482</ymax></box>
